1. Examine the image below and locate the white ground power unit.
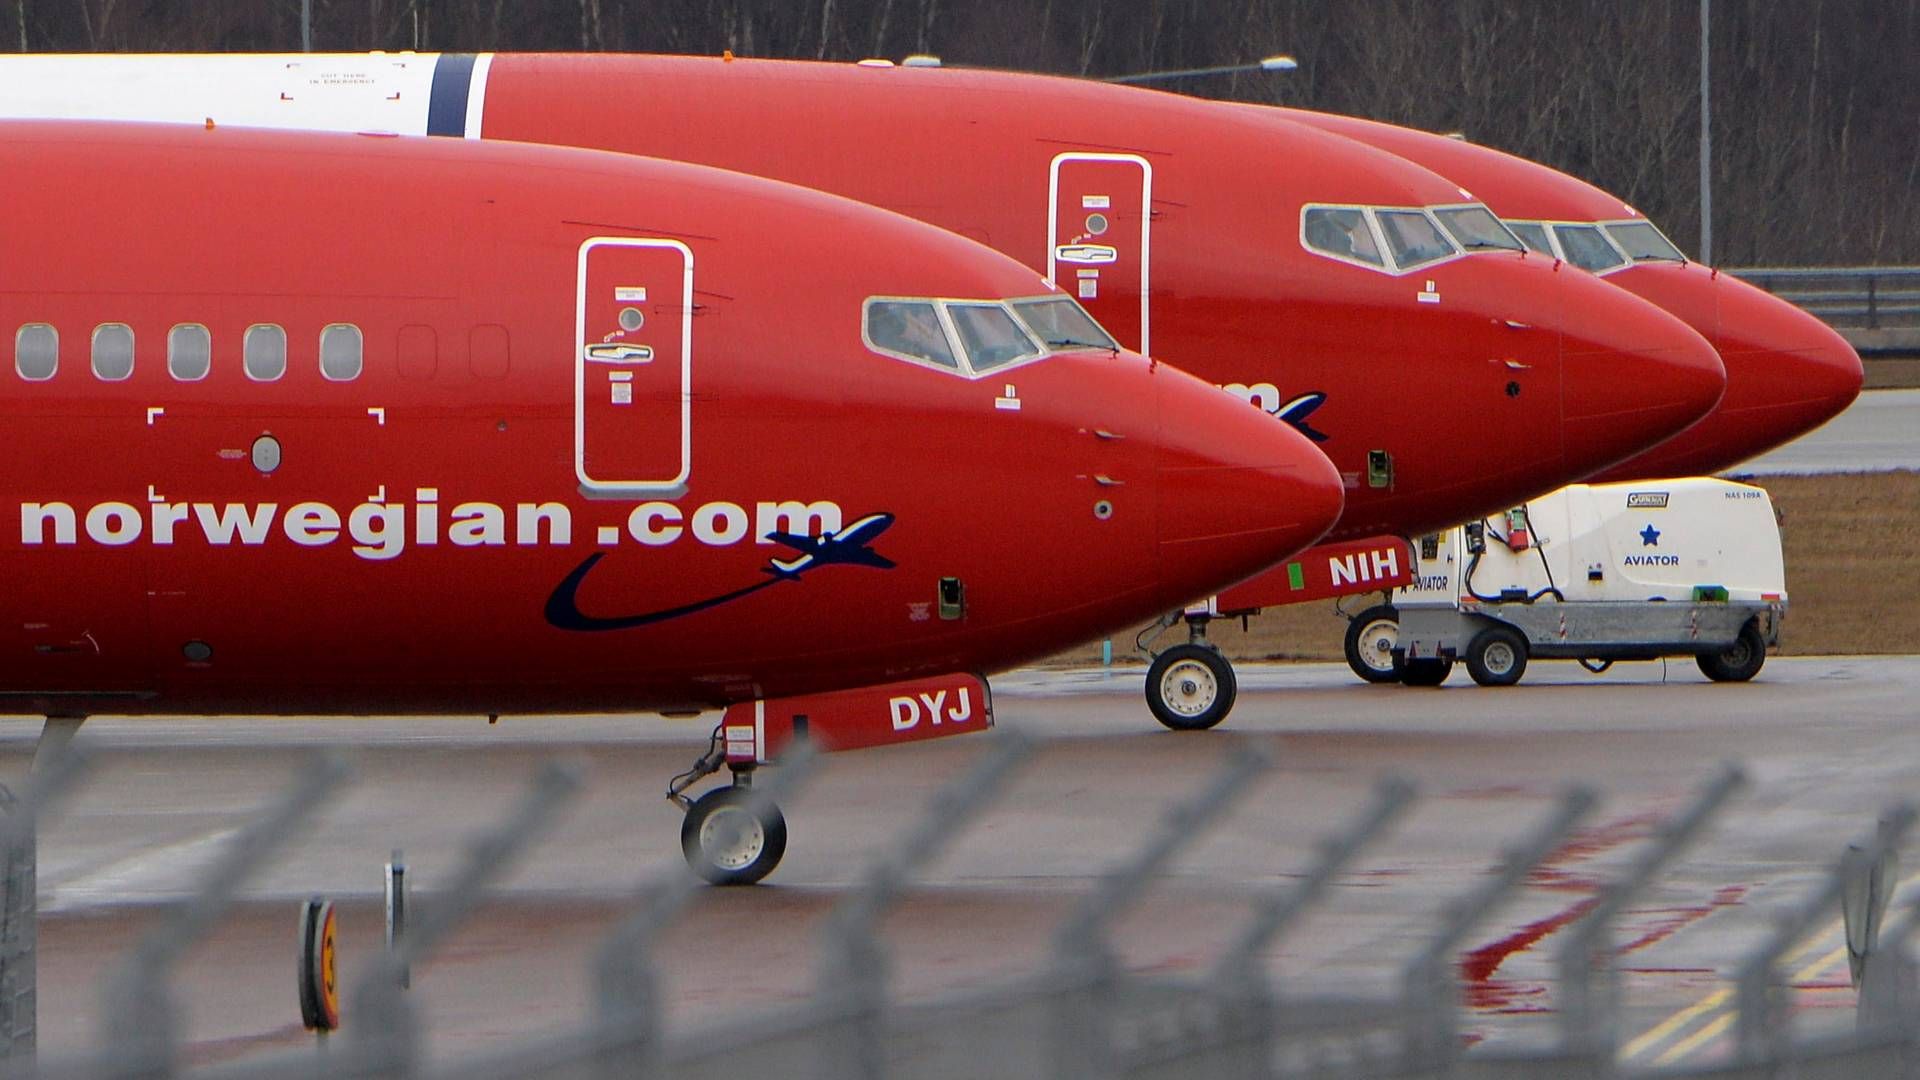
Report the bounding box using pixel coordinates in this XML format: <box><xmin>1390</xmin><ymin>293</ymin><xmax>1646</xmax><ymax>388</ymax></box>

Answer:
<box><xmin>1344</xmin><ymin>478</ymin><xmax>1788</xmax><ymax>687</ymax></box>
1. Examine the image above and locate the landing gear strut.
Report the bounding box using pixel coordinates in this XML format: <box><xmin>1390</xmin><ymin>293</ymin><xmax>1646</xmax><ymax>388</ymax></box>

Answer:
<box><xmin>668</xmin><ymin>727</ymin><xmax>788</xmax><ymax>885</ymax></box>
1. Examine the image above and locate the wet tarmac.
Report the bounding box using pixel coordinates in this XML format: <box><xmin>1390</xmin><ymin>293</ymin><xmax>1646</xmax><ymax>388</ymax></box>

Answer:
<box><xmin>6</xmin><ymin>654</ymin><xmax>1918</xmax><ymax>1069</ymax></box>
<box><xmin>1738</xmin><ymin>387</ymin><xmax>1920</xmax><ymax>473</ymax></box>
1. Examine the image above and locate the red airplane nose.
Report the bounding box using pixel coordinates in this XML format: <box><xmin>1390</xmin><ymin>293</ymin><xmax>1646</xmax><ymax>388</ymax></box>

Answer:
<box><xmin>1558</xmin><ymin>270</ymin><xmax>1726</xmax><ymax>476</ymax></box>
<box><xmin>1711</xmin><ymin>276</ymin><xmax>1863</xmax><ymax>447</ymax></box>
<box><xmin>1153</xmin><ymin>367</ymin><xmax>1344</xmax><ymax>599</ymax></box>
<box><xmin>1593</xmin><ymin>272</ymin><xmax>1863</xmax><ymax>479</ymax></box>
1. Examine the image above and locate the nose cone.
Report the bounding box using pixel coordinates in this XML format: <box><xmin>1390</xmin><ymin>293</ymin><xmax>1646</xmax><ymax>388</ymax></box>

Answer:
<box><xmin>1153</xmin><ymin>366</ymin><xmax>1344</xmax><ymax>601</ymax></box>
<box><xmin>1558</xmin><ymin>270</ymin><xmax>1726</xmax><ymax>476</ymax></box>
<box><xmin>1711</xmin><ymin>276</ymin><xmax>1863</xmax><ymax>448</ymax></box>
<box><xmin>1592</xmin><ymin>271</ymin><xmax>1862</xmax><ymax>479</ymax></box>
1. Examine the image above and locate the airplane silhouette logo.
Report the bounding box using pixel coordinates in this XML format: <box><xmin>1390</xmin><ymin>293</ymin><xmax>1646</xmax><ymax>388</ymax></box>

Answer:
<box><xmin>546</xmin><ymin>513</ymin><xmax>897</xmax><ymax>631</ymax></box>
<box><xmin>764</xmin><ymin>513</ymin><xmax>897</xmax><ymax>578</ymax></box>
<box><xmin>1275</xmin><ymin>392</ymin><xmax>1330</xmax><ymax>443</ymax></box>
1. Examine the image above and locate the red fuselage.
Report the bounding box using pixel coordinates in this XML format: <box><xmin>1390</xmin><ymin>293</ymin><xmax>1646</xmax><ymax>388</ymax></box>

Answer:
<box><xmin>0</xmin><ymin>121</ymin><xmax>1341</xmax><ymax>716</ymax></box>
<box><xmin>1286</xmin><ymin>108</ymin><xmax>1863</xmax><ymax>480</ymax></box>
<box><xmin>0</xmin><ymin>52</ymin><xmax>1727</xmax><ymax>541</ymax></box>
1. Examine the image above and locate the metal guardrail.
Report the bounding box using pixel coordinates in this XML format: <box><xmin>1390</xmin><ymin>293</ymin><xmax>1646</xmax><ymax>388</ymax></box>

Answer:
<box><xmin>1729</xmin><ymin>266</ymin><xmax>1920</xmax><ymax>334</ymax></box>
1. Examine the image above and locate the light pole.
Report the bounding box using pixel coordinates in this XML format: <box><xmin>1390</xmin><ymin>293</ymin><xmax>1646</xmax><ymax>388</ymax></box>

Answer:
<box><xmin>1102</xmin><ymin>55</ymin><xmax>1297</xmax><ymax>85</ymax></box>
<box><xmin>1699</xmin><ymin>0</ymin><xmax>1711</xmax><ymax>264</ymax></box>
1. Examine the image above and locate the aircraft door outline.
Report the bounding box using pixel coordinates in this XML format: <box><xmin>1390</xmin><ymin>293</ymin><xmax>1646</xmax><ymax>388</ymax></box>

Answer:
<box><xmin>1047</xmin><ymin>152</ymin><xmax>1151</xmax><ymax>355</ymax></box>
<box><xmin>574</xmin><ymin>236</ymin><xmax>693</xmax><ymax>497</ymax></box>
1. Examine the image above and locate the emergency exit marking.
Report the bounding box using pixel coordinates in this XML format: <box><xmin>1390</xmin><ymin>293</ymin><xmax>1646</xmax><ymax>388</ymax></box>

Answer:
<box><xmin>1082</xmin><ymin>194</ymin><xmax>1111</xmax><ymax>209</ymax></box>
<box><xmin>614</xmin><ymin>286</ymin><xmax>647</xmax><ymax>302</ymax></box>
<box><xmin>1079</xmin><ymin>279</ymin><xmax>1098</xmax><ymax>299</ymax></box>
<box><xmin>611</xmin><ymin>384</ymin><xmax>633</xmax><ymax>405</ymax></box>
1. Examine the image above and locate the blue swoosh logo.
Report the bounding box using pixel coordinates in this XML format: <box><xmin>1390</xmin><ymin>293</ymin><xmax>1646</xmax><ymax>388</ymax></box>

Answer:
<box><xmin>545</xmin><ymin>512</ymin><xmax>896</xmax><ymax>632</ymax></box>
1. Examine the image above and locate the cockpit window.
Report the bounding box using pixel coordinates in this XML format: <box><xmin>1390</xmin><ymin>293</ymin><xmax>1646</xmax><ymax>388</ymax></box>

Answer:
<box><xmin>865</xmin><ymin>300</ymin><xmax>960</xmax><ymax>370</ymax></box>
<box><xmin>1010</xmin><ymin>297</ymin><xmax>1117</xmax><ymax>352</ymax></box>
<box><xmin>1604</xmin><ymin>221</ymin><xmax>1687</xmax><ymax>263</ymax></box>
<box><xmin>1552</xmin><ymin>224</ymin><xmax>1628</xmax><ymax>273</ymax></box>
<box><xmin>1376</xmin><ymin>210</ymin><xmax>1458</xmax><ymax>269</ymax></box>
<box><xmin>864</xmin><ymin>295</ymin><xmax>1106</xmax><ymax>378</ymax></box>
<box><xmin>1505</xmin><ymin>221</ymin><xmax>1553</xmax><ymax>255</ymax></box>
<box><xmin>1302</xmin><ymin>207</ymin><xmax>1386</xmax><ymax>267</ymax></box>
<box><xmin>1433</xmin><ymin>206</ymin><xmax>1524</xmax><ymax>252</ymax></box>
<box><xmin>947</xmin><ymin>303</ymin><xmax>1043</xmax><ymax>372</ymax></box>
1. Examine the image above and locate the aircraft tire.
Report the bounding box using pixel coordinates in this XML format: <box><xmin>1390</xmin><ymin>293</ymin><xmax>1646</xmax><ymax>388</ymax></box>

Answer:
<box><xmin>681</xmin><ymin>786</ymin><xmax>787</xmax><ymax>886</ymax></box>
<box><xmin>1465</xmin><ymin>625</ymin><xmax>1529</xmax><ymax>687</ymax></box>
<box><xmin>1146</xmin><ymin>644</ymin><xmax>1238</xmax><ymax>731</ymax></box>
<box><xmin>1344</xmin><ymin>605</ymin><xmax>1402</xmax><ymax>684</ymax></box>
<box><xmin>1696</xmin><ymin>620</ymin><xmax>1767</xmax><ymax>683</ymax></box>
<box><xmin>1399</xmin><ymin>657</ymin><xmax>1453</xmax><ymax>687</ymax></box>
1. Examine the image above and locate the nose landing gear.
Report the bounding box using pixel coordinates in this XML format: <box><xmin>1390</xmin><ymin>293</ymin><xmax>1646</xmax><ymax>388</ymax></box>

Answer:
<box><xmin>1142</xmin><ymin>616</ymin><xmax>1238</xmax><ymax>731</ymax></box>
<box><xmin>668</xmin><ymin>726</ymin><xmax>789</xmax><ymax>886</ymax></box>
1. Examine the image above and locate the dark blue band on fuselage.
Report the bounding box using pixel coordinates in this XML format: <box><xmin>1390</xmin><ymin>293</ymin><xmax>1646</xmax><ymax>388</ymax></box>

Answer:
<box><xmin>427</xmin><ymin>53</ymin><xmax>476</xmax><ymax>137</ymax></box>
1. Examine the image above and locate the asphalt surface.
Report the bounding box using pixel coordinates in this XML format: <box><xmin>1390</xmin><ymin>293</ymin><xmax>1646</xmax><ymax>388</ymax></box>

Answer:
<box><xmin>1736</xmin><ymin>388</ymin><xmax>1920</xmax><ymax>473</ymax></box>
<box><xmin>6</xmin><ymin>656</ymin><xmax>1920</xmax><ymax>1071</ymax></box>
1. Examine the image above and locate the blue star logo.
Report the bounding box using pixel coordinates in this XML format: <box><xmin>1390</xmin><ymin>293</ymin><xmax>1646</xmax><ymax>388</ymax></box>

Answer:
<box><xmin>1640</xmin><ymin>524</ymin><xmax>1661</xmax><ymax>547</ymax></box>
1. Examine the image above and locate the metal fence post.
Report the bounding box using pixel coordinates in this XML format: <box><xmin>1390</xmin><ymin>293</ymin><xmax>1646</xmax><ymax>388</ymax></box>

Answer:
<box><xmin>100</xmin><ymin>751</ymin><xmax>351</xmax><ymax>1079</ymax></box>
<box><xmin>0</xmin><ymin>741</ymin><xmax>88</xmax><ymax>1066</ymax></box>
<box><xmin>1400</xmin><ymin>787</ymin><xmax>1596</xmax><ymax>1072</ymax></box>
<box><xmin>815</xmin><ymin>733</ymin><xmax>1032</xmax><ymax>1080</ymax></box>
<box><xmin>1556</xmin><ymin>765</ymin><xmax>1744</xmax><ymax>1066</ymax></box>
<box><xmin>343</xmin><ymin>760</ymin><xmax>584</xmax><ymax>1079</ymax></box>
<box><xmin>385</xmin><ymin>851</ymin><xmax>409</xmax><ymax>991</ymax></box>
<box><xmin>1733</xmin><ymin>802</ymin><xmax>1916</xmax><ymax>1065</ymax></box>
<box><xmin>1049</xmin><ymin>748</ymin><xmax>1269</xmax><ymax>1080</ymax></box>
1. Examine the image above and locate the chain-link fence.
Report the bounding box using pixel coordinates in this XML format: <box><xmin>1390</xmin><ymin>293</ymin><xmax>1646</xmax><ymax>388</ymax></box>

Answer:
<box><xmin>4</xmin><ymin>732</ymin><xmax>1918</xmax><ymax>1079</ymax></box>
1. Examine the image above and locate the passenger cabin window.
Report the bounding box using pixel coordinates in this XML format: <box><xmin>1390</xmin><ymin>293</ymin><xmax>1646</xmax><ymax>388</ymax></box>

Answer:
<box><xmin>14</xmin><ymin>324</ymin><xmax>57</xmax><ymax>381</ymax></box>
<box><xmin>1505</xmin><ymin>221</ymin><xmax>1553</xmax><ymax>255</ymax></box>
<box><xmin>1604</xmin><ymin>221</ymin><xmax>1687</xmax><ymax>263</ymax></box>
<box><xmin>1376</xmin><ymin>211</ymin><xmax>1457</xmax><ymax>269</ymax></box>
<box><xmin>245</xmin><ymin>323</ymin><xmax>288</xmax><ymax>381</ymax></box>
<box><xmin>1302</xmin><ymin>207</ymin><xmax>1386</xmax><ymax>267</ymax></box>
<box><xmin>320</xmin><ymin>324</ymin><xmax>363</xmax><ymax>381</ymax></box>
<box><xmin>948</xmin><ymin>303</ymin><xmax>1041</xmax><ymax>373</ymax></box>
<box><xmin>1434</xmin><ymin>206</ymin><xmax>1524</xmax><ymax>252</ymax></box>
<box><xmin>865</xmin><ymin>300</ymin><xmax>960</xmax><ymax>370</ymax></box>
<box><xmin>168</xmin><ymin>324</ymin><xmax>211</xmax><ymax>381</ymax></box>
<box><xmin>92</xmin><ymin>323</ymin><xmax>134</xmax><ymax>381</ymax></box>
<box><xmin>1010</xmin><ymin>297</ymin><xmax>1117</xmax><ymax>352</ymax></box>
<box><xmin>1553</xmin><ymin>224</ymin><xmax>1628</xmax><ymax>273</ymax></box>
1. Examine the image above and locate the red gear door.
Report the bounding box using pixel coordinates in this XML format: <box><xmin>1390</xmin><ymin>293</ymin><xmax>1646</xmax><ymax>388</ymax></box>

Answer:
<box><xmin>575</xmin><ymin>237</ymin><xmax>693</xmax><ymax>496</ymax></box>
<box><xmin>1048</xmin><ymin>153</ymin><xmax>1152</xmax><ymax>354</ymax></box>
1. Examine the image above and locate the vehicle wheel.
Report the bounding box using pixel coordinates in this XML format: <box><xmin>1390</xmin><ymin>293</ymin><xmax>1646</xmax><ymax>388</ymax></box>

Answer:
<box><xmin>1344</xmin><ymin>605</ymin><xmax>1401</xmax><ymax>684</ymax></box>
<box><xmin>1400</xmin><ymin>656</ymin><xmax>1453</xmax><ymax>687</ymax></box>
<box><xmin>1465</xmin><ymin>625</ymin><xmax>1529</xmax><ymax>687</ymax></box>
<box><xmin>681</xmin><ymin>786</ymin><xmax>787</xmax><ymax>886</ymax></box>
<box><xmin>1146</xmin><ymin>644</ymin><xmax>1238</xmax><ymax>731</ymax></box>
<box><xmin>1697</xmin><ymin>620</ymin><xmax>1767</xmax><ymax>682</ymax></box>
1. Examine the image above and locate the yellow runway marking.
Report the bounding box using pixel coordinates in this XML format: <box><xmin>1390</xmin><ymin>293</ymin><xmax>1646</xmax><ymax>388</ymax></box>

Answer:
<box><xmin>1619</xmin><ymin>869</ymin><xmax>1920</xmax><ymax>1065</ymax></box>
<box><xmin>1654</xmin><ymin>1012</ymin><xmax>1734</xmax><ymax>1066</ymax></box>
<box><xmin>1619</xmin><ymin>988</ymin><xmax>1728</xmax><ymax>1059</ymax></box>
<box><xmin>1792</xmin><ymin>944</ymin><xmax>1847</xmax><ymax>984</ymax></box>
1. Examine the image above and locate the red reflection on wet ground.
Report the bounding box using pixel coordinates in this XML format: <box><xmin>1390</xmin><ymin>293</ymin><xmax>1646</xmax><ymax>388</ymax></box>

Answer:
<box><xmin>1460</xmin><ymin>896</ymin><xmax>1601</xmax><ymax>1012</ymax></box>
<box><xmin>1456</xmin><ymin>813</ymin><xmax>1751</xmax><ymax>1019</ymax></box>
<box><xmin>1617</xmin><ymin>884</ymin><xmax>1749</xmax><ymax>955</ymax></box>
